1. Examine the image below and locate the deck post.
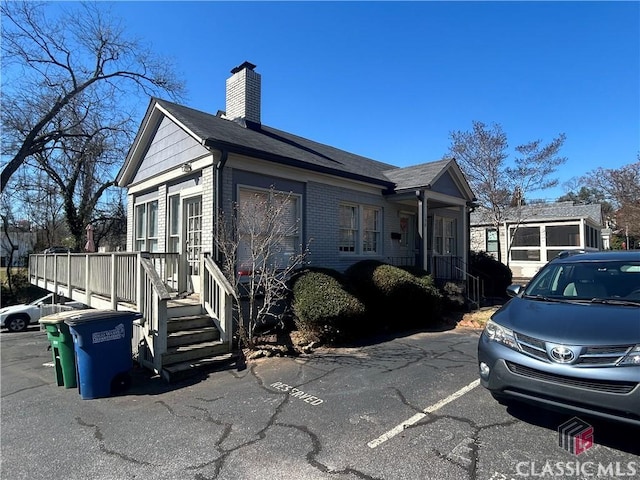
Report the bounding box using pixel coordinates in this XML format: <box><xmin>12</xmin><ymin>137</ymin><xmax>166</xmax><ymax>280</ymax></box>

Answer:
<box><xmin>85</xmin><ymin>254</ymin><xmax>92</xmax><ymax>307</ymax></box>
<box><xmin>67</xmin><ymin>254</ymin><xmax>72</xmax><ymax>298</ymax></box>
<box><xmin>53</xmin><ymin>255</ymin><xmax>58</xmax><ymax>296</ymax></box>
<box><xmin>136</xmin><ymin>252</ymin><xmax>143</xmax><ymax>313</ymax></box>
<box><xmin>111</xmin><ymin>254</ymin><xmax>118</xmax><ymax>309</ymax></box>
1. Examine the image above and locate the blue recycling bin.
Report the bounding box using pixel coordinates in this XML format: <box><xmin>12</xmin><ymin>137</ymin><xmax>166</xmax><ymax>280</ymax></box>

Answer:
<box><xmin>64</xmin><ymin>310</ymin><xmax>140</xmax><ymax>400</ymax></box>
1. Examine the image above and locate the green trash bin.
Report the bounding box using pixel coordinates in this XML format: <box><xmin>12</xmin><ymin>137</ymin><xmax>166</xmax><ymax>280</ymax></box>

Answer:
<box><xmin>40</xmin><ymin>310</ymin><xmax>79</xmax><ymax>389</ymax></box>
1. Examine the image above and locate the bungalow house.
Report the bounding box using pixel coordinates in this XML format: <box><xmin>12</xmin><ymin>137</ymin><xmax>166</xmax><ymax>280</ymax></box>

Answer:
<box><xmin>470</xmin><ymin>201</ymin><xmax>607</xmax><ymax>280</ymax></box>
<box><xmin>30</xmin><ymin>62</ymin><xmax>476</xmax><ymax>380</ymax></box>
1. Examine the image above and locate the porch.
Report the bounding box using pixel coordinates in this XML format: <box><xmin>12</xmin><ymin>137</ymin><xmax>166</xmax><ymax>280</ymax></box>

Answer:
<box><xmin>386</xmin><ymin>253</ymin><xmax>483</xmax><ymax>309</ymax></box>
<box><xmin>28</xmin><ymin>252</ymin><xmax>236</xmax><ymax>382</ymax></box>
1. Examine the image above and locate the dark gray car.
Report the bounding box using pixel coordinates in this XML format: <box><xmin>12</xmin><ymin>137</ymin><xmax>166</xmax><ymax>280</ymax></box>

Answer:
<box><xmin>478</xmin><ymin>250</ymin><xmax>640</xmax><ymax>426</ymax></box>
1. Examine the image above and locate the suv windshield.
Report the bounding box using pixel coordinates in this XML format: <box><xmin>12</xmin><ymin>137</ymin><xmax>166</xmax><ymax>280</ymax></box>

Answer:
<box><xmin>524</xmin><ymin>260</ymin><xmax>640</xmax><ymax>301</ymax></box>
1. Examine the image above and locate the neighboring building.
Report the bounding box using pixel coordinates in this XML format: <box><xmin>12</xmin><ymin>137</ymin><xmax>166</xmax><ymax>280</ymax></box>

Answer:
<box><xmin>116</xmin><ymin>62</ymin><xmax>476</xmax><ymax>286</ymax></box>
<box><xmin>470</xmin><ymin>202</ymin><xmax>607</xmax><ymax>279</ymax></box>
<box><xmin>1</xmin><ymin>227</ymin><xmax>37</xmax><ymax>267</ymax></box>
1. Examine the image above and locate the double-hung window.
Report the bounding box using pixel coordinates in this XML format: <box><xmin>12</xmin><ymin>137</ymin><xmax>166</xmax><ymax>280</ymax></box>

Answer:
<box><xmin>486</xmin><ymin>228</ymin><xmax>498</xmax><ymax>254</ymax></box>
<box><xmin>135</xmin><ymin>200</ymin><xmax>159</xmax><ymax>252</ymax></box>
<box><xmin>338</xmin><ymin>203</ymin><xmax>381</xmax><ymax>255</ymax></box>
<box><xmin>434</xmin><ymin>217</ymin><xmax>456</xmax><ymax>255</ymax></box>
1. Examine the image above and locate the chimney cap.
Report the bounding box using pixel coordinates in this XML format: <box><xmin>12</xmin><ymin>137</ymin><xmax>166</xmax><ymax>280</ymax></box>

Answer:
<box><xmin>230</xmin><ymin>61</ymin><xmax>257</xmax><ymax>74</ymax></box>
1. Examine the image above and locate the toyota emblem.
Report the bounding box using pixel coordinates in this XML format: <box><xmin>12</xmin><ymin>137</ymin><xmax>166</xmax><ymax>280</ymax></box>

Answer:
<box><xmin>550</xmin><ymin>345</ymin><xmax>576</xmax><ymax>363</ymax></box>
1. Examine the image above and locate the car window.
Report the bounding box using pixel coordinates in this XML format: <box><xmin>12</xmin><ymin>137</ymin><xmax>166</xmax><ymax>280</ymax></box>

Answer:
<box><xmin>525</xmin><ymin>264</ymin><xmax>564</xmax><ymax>296</ymax></box>
<box><xmin>525</xmin><ymin>260</ymin><xmax>640</xmax><ymax>300</ymax></box>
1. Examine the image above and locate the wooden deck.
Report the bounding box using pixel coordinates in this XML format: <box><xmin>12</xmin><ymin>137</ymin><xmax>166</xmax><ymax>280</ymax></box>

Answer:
<box><xmin>29</xmin><ymin>252</ymin><xmax>236</xmax><ymax>381</ymax></box>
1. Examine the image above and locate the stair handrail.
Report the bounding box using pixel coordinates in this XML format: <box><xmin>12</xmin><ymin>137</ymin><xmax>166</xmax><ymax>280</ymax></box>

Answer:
<box><xmin>202</xmin><ymin>255</ymin><xmax>237</xmax><ymax>351</ymax></box>
<box><xmin>138</xmin><ymin>254</ymin><xmax>171</xmax><ymax>373</ymax></box>
<box><xmin>453</xmin><ymin>258</ymin><xmax>485</xmax><ymax>310</ymax></box>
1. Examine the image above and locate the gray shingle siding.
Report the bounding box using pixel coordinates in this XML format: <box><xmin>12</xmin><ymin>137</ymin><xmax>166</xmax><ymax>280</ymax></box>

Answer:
<box><xmin>132</xmin><ymin>116</ymin><xmax>208</xmax><ymax>185</ymax></box>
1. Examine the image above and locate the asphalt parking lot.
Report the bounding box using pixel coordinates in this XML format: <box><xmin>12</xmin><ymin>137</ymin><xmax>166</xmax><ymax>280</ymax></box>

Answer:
<box><xmin>1</xmin><ymin>325</ymin><xmax>638</xmax><ymax>480</ymax></box>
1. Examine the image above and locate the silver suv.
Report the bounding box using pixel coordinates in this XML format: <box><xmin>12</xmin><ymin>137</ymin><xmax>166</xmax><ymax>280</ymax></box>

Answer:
<box><xmin>478</xmin><ymin>250</ymin><xmax>640</xmax><ymax>426</ymax></box>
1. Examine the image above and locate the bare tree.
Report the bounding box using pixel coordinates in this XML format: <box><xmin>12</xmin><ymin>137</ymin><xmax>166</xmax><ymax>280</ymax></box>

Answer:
<box><xmin>448</xmin><ymin>120</ymin><xmax>566</xmax><ymax>262</ymax></box>
<box><xmin>11</xmin><ymin>167</ymin><xmax>67</xmax><ymax>250</ymax></box>
<box><xmin>1</xmin><ymin>1</ymin><xmax>184</xmax><ymax>192</ymax></box>
<box><xmin>0</xmin><ymin>189</ymin><xmax>34</xmax><ymax>299</ymax></box>
<box><xmin>581</xmin><ymin>159</ymin><xmax>640</xmax><ymax>239</ymax></box>
<box><xmin>215</xmin><ymin>188</ymin><xmax>310</xmax><ymax>348</ymax></box>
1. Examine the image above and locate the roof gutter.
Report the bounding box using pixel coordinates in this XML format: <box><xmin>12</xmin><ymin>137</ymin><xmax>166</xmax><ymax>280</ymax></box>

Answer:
<box><xmin>202</xmin><ymin>138</ymin><xmax>395</xmax><ymax>191</ymax></box>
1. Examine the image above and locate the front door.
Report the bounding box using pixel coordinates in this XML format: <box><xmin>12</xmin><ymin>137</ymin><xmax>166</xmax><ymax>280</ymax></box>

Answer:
<box><xmin>184</xmin><ymin>196</ymin><xmax>202</xmax><ymax>293</ymax></box>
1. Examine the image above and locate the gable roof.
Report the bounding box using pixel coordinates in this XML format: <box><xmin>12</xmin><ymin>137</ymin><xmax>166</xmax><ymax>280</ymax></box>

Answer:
<box><xmin>119</xmin><ymin>98</ymin><xmax>473</xmax><ymax>200</ymax></box>
<box><xmin>383</xmin><ymin>158</ymin><xmax>474</xmax><ymax>198</ymax></box>
<box><xmin>471</xmin><ymin>202</ymin><xmax>604</xmax><ymax>226</ymax></box>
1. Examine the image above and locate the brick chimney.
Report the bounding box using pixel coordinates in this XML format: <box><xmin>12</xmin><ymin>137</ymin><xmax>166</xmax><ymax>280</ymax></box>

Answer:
<box><xmin>225</xmin><ymin>61</ymin><xmax>261</xmax><ymax>125</ymax></box>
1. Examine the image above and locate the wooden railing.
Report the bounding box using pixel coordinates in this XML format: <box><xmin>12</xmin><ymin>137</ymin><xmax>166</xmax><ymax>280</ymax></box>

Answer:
<box><xmin>29</xmin><ymin>252</ymin><xmax>182</xmax><ymax>374</ymax></box>
<box><xmin>201</xmin><ymin>255</ymin><xmax>236</xmax><ymax>351</ymax></box>
<box><xmin>29</xmin><ymin>252</ymin><xmax>183</xmax><ymax>306</ymax></box>
<box><xmin>136</xmin><ymin>256</ymin><xmax>171</xmax><ymax>373</ymax></box>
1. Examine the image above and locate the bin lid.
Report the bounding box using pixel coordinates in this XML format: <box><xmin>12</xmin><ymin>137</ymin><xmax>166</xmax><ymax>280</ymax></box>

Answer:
<box><xmin>63</xmin><ymin>309</ymin><xmax>141</xmax><ymax>326</ymax></box>
<box><xmin>39</xmin><ymin>309</ymin><xmax>89</xmax><ymax>325</ymax></box>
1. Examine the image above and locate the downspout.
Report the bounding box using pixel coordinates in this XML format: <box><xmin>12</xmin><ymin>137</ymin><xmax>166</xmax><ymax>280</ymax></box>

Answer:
<box><xmin>214</xmin><ymin>149</ymin><xmax>228</xmax><ymax>263</ymax></box>
<box><xmin>466</xmin><ymin>199</ymin><xmax>478</xmax><ymax>275</ymax></box>
<box><xmin>201</xmin><ymin>139</ymin><xmax>228</xmax><ymax>263</ymax></box>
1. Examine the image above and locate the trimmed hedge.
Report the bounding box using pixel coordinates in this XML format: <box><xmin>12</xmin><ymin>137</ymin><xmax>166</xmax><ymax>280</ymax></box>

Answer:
<box><xmin>345</xmin><ymin>260</ymin><xmax>443</xmax><ymax>329</ymax></box>
<box><xmin>289</xmin><ymin>268</ymin><xmax>366</xmax><ymax>343</ymax></box>
<box><xmin>289</xmin><ymin>261</ymin><xmax>444</xmax><ymax>343</ymax></box>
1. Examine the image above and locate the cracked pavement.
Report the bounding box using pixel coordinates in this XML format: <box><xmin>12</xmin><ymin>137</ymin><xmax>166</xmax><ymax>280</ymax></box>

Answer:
<box><xmin>2</xmin><ymin>327</ymin><xmax>637</xmax><ymax>480</ymax></box>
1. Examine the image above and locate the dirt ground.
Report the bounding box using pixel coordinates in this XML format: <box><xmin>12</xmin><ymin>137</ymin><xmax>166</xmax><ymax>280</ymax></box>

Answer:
<box><xmin>454</xmin><ymin>305</ymin><xmax>500</xmax><ymax>329</ymax></box>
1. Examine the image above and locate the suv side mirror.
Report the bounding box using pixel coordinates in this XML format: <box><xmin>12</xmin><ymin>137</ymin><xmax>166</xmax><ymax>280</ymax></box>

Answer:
<box><xmin>506</xmin><ymin>284</ymin><xmax>523</xmax><ymax>298</ymax></box>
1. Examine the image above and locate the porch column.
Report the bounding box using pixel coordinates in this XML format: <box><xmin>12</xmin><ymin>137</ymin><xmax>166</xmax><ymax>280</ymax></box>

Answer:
<box><xmin>461</xmin><ymin>204</ymin><xmax>469</xmax><ymax>277</ymax></box>
<box><xmin>417</xmin><ymin>190</ymin><xmax>429</xmax><ymax>272</ymax></box>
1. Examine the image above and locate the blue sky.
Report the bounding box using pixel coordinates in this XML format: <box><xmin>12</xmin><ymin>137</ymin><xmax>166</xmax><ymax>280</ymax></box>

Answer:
<box><xmin>110</xmin><ymin>1</ymin><xmax>638</xmax><ymax>200</ymax></box>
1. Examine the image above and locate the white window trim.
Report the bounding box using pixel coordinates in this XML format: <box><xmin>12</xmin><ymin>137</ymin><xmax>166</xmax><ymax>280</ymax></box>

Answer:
<box><xmin>134</xmin><ymin>199</ymin><xmax>159</xmax><ymax>252</ymax></box>
<box><xmin>236</xmin><ymin>185</ymin><xmax>303</xmax><ymax>272</ymax></box>
<box><xmin>434</xmin><ymin>216</ymin><xmax>456</xmax><ymax>256</ymax></box>
<box><xmin>338</xmin><ymin>202</ymin><xmax>382</xmax><ymax>256</ymax></box>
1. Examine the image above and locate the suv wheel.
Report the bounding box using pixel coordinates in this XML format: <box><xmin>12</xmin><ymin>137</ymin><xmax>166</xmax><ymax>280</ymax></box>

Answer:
<box><xmin>6</xmin><ymin>314</ymin><xmax>29</xmax><ymax>332</ymax></box>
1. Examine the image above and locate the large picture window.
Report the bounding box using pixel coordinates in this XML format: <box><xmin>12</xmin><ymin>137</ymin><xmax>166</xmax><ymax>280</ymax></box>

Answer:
<box><xmin>511</xmin><ymin>226</ymin><xmax>540</xmax><ymax>247</ymax></box>
<box><xmin>547</xmin><ymin>225</ymin><xmax>580</xmax><ymax>247</ymax></box>
<box><xmin>135</xmin><ymin>200</ymin><xmax>159</xmax><ymax>252</ymax></box>
<box><xmin>237</xmin><ymin>187</ymin><xmax>301</xmax><ymax>271</ymax></box>
<box><xmin>338</xmin><ymin>203</ymin><xmax>381</xmax><ymax>255</ymax></box>
<box><xmin>509</xmin><ymin>226</ymin><xmax>540</xmax><ymax>262</ymax></box>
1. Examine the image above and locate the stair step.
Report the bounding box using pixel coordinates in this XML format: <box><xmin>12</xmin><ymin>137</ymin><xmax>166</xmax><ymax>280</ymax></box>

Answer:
<box><xmin>167</xmin><ymin>327</ymin><xmax>220</xmax><ymax>347</ymax></box>
<box><xmin>162</xmin><ymin>340</ymin><xmax>230</xmax><ymax>366</ymax></box>
<box><xmin>167</xmin><ymin>315</ymin><xmax>213</xmax><ymax>332</ymax></box>
<box><xmin>162</xmin><ymin>352</ymin><xmax>237</xmax><ymax>382</ymax></box>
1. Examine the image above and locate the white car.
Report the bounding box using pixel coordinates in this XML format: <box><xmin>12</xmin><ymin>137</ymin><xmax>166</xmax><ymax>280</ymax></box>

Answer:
<box><xmin>0</xmin><ymin>294</ymin><xmax>87</xmax><ymax>332</ymax></box>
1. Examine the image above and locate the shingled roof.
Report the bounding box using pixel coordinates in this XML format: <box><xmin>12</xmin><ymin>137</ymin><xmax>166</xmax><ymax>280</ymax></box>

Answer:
<box><xmin>471</xmin><ymin>202</ymin><xmax>604</xmax><ymax>225</ymax></box>
<box><xmin>155</xmin><ymin>98</ymin><xmax>403</xmax><ymax>188</ymax></box>
<box><xmin>133</xmin><ymin>97</ymin><xmax>465</xmax><ymax>194</ymax></box>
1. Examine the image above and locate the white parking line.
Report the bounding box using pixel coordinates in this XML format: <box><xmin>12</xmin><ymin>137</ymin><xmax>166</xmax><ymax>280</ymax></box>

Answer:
<box><xmin>367</xmin><ymin>378</ymin><xmax>481</xmax><ymax>449</ymax></box>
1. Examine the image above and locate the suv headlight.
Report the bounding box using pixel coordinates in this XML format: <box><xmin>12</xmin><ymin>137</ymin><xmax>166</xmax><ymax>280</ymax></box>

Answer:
<box><xmin>619</xmin><ymin>345</ymin><xmax>640</xmax><ymax>366</ymax></box>
<box><xmin>484</xmin><ymin>319</ymin><xmax>519</xmax><ymax>350</ymax></box>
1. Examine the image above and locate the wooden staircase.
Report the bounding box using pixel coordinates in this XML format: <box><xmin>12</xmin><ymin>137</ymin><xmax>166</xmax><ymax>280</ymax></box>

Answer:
<box><xmin>161</xmin><ymin>296</ymin><xmax>236</xmax><ymax>382</ymax></box>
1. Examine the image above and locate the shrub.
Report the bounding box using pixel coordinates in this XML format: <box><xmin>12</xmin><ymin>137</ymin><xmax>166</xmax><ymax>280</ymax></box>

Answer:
<box><xmin>345</xmin><ymin>260</ymin><xmax>443</xmax><ymax>329</ymax></box>
<box><xmin>290</xmin><ymin>268</ymin><xmax>366</xmax><ymax>344</ymax></box>
<box><xmin>469</xmin><ymin>251</ymin><xmax>513</xmax><ymax>299</ymax></box>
